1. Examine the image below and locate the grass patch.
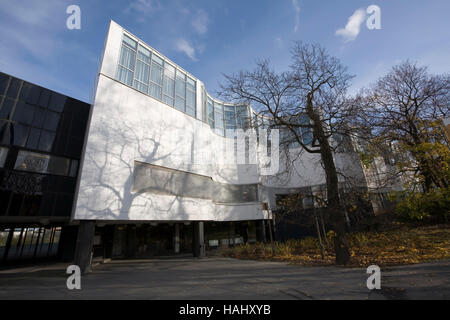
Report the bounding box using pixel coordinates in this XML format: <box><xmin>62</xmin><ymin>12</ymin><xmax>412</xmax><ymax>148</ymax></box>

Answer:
<box><xmin>220</xmin><ymin>225</ymin><xmax>450</xmax><ymax>267</ymax></box>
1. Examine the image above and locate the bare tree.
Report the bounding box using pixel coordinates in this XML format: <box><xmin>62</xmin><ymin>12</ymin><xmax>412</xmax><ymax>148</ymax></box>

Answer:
<box><xmin>358</xmin><ymin>61</ymin><xmax>450</xmax><ymax>192</ymax></box>
<box><xmin>220</xmin><ymin>43</ymin><xmax>355</xmax><ymax>265</ymax></box>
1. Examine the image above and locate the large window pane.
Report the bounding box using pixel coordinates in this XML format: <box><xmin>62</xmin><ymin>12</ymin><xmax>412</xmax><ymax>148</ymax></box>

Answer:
<box><xmin>118</xmin><ymin>45</ymin><xmax>136</xmax><ymax>70</ymax></box>
<box><xmin>38</xmin><ymin>130</ymin><xmax>55</xmax><ymax>152</ymax></box>
<box><xmin>123</xmin><ymin>34</ymin><xmax>137</xmax><ymax>50</ymax></box>
<box><xmin>175</xmin><ymin>96</ymin><xmax>185</xmax><ymax>112</ymax></box>
<box><xmin>175</xmin><ymin>72</ymin><xmax>185</xmax><ymax>97</ymax></box>
<box><xmin>149</xmin><ymin>83</ymin><xmax>161</xmax><ymax>100</ymax></box>
<box><xmin>207</xmin><ymin>98</ymin><xmax>214</xmax><ymax>128</ymax></box>
<box><xmin>0</xmin><ymin>98</ymin><xmax>14</xmax><ymax>120</ymax></box>
<box><xmin>15</xmin><ymin>151</ymin><xmax>49</xmax><ymax>173</ymax></box>
<box><xmin>236</xmin><ymin>106</ymin><xmax>249</xmax><ymax>129</ymax></box>
<box><xmin>137</xmin><ymin>45</ymin><xmax>150</xmax><ymax>64</ymax></box>
<box><xmin>43</xmin><ymin>111</ymin><xmax>60</xmax><ymax>131</ymax></box>
<box><xmin>186</xmin><ymin>105</ymin><xmax>195</xmax><ymax>117</ymax></box>
<box><xmin>150</xmin><ymin>63</ymin><xmax>163</xmax><ymax>86</ymax></box>
<box><xmin>12</xmin><ymin>123</ymin><xmax>29</xmax><ymax>147</ymax></box>
<box><xmin>14</xmin><ymin>151</ymin><xmax>70</xmax><ymax>176</ymax></box>
<box><xmin>116</xmin><ymin>66</ymin><xmax>133</xmax><ymax>86</ymax></box>
<box><xmin>224</xmin><ymin>105</ymin><xmax>236</xmax><ymax>129</ymax></box>
<box><xmin>163</xmin><ymin>63</ymin><xmax>175</xmax><ymax>103</ymax></box>
<box><xmin>134</xmin><ymin>60</ymin><xmax>149</xmax><ymax>84</ymax></box>
<box><xmin>186</xmin><ymin>90</ymin><xmax>196</xmax><ymax>108</ymax></box>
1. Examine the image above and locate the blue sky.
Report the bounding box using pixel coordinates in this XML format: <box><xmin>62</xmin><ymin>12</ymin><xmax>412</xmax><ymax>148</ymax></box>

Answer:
<box><xmin>0</xmin><ymin>0</ymin><xmax>449</xmax><ymax>103</ymax></box>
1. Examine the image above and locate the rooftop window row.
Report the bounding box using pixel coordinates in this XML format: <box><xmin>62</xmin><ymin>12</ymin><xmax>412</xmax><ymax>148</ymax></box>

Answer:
<box><xmin>114</xmin><ymin>33</ymin><xmax>313</xmax><ymax>146</ymax></box>
<box><xmin>116</xmin><ymin>34</ymin><xmax>196</xmax><ymax>118</ymax></box>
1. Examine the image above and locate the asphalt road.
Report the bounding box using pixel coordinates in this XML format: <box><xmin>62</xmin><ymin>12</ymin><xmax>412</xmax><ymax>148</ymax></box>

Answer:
<box><xmin>0</xmin><ymin>257</ymin><xmax>449</xmax><ymax>300</ymax></box>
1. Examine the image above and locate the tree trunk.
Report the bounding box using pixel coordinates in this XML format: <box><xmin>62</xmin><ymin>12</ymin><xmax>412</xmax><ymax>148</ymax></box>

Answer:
<box><xmin>307</xmin><ymin>97</ymin><xmax>350</xmax><ymax>265</ymax></box>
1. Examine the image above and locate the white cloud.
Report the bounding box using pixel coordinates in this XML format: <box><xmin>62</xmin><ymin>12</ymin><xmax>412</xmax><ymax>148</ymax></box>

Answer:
<box><xmin>127</xmin><ymin>0</ymin><xmax>160</xmax><ymax>22</ymax></box>
<box><xmin>336</xmin><ymin>8</ymin><xmax>366</xmax><ymax>42</ymax></box>
<box><xmin>191</xmin><ymin>9</ymin><xmax>209</xmax><ymax>35</ymax></box>
<box><xmin>292</xmin><ymin>0</ymin><xmax>301</xmax><ymax>32</ymax></box>
<box><xmin>175</xmin><ymin>39</ymin><xmax>197</xmax><ymax>61</ymax></box>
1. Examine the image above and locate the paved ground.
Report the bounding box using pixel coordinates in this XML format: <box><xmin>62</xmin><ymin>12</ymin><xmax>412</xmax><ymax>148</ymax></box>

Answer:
<box><xmin>0</xmin><ymin>257</ymin><xmax>449</xmax><ymax>300</ymax></box>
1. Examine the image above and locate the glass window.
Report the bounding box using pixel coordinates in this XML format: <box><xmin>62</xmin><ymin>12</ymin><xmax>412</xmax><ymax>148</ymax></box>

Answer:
<box><xmin>150</xmin><ymin>62</ymin><xmax>163</xmax><ymax>85</ymax></box>
<box><xmin>186</xmin><ymin>77</ymin><xmax>196</xmax><ymax>91</ymax></box>
<box><xmin>299</xmin><ymin>114</ymin><xmax>313</xmax><ymax>145</ymax></box>
<box><xmin>14</xmin><ymin>151</ymin><xmax>50</xmax><ymax>173</ymax></box>
<box><xmin>149</xmin><ymin>57</ymin><xmax>163</xmax><ymax>100</ymax></box>
<box><xmin>12</xmin><ymin>102</ymin><xmax>35</xmax><ymax>125</ymax></box>
<box><xmin>175</xmin><ymin>71</ymin><xmax>186</xmax><ymax>112</ymax></box>
<box><xmin>149</xmin><ymin>83</ymin><xmax>162</xmax><ymax>100</ymax></box>
<box><xmin>214</xmin><ymin>103</ymin><xmax>224</xmax><ymax>135</ymax></box>
<box><xmin>43</xmin><ymin>111</ymin><xmax>60</xmax><ymax>131</ymax></box>
<box><xmin>6</xmin><ymin>78</ymin><xmax>21</xmax><ymax>99</ymax></box>
<box><xmin>151</xmin><ymin>54</ymin><xmax>163</xmax><ymax>66</ymax></box>
<box><xmin>0</xmin><ymin>120</ymin><xmax>11</xmax><ymax>144</ymax></box>
<box><xmin>186</xmin><ymin>77</ymin><xmax>196</xmax><ymax>117</ymax></box>
<box><xmin>0</xmin><ymin>73</ymin><xmax>9</xmax><ymax>95</ymax></box>
<box><xmin>32</xmin><ymin>108</ymin><xmax>46</xmax><ymax>128</ymax></box>
<box><xmin>14</xmin><ymin>151</ymin><xmax>71</xmax><ymax>176</ymax></box>
<box><xmin>0</xmin><ymin>146</ymin><xmax>8</xmax><ymax>168</ymax></box>
<box><xmin>236</xmin><ymin>106</ymin><xmax>249</xmax><ymax>129</ymax></box>
<box><xmin>133</xmin><ymin>60</ymin><xmax>150</xmax><ymax>93</ymax></box>
<box><xmin>23</xmin><ymin>85</ymin><xmax>41</xmax><ymax>105</ymax></box>
<box><xmin>163</xmin><ymin>63</ymin><xmax>175</xmax><ymax>106</ymax></box>
<box><xmin>116</xmin><ymin>40</ymin><xmax>136</xmax><ymax>87</ymax></box>
<box><xmin>207</xmin><ymin>97</ymin><xmax>214</xmax><ymax>128</ymax></box>
<box><xmin>0</xmin><ymin>98</ymin><xmax>14</xmax><ymax>120</ymax></box>
<box><xmin>38</xmin><ymin>130</ymin><xmax>55</xmax><ymax>152</ymax></box>
<box><xmin>38</xmin><ymin>89</ymin><xmax>50</xmax><ymax>108</ymax></box>
<box><xmin>48</xmin><ymin>93</ymin><xmax>66</xmax><ymax>112</ymax></box>
<box><xmin>123</xmin><ymin>34</ymin><xmax>137</xmax><ymax>50</ymax></box>
<box><xmin>26</xmin><ymin>128</ymin><xmax>40</xmax><ymax>150</ymax></box>
<box><xmin>224</xmin><ymin>105</ymin><xmax>236</xmax><ymax>129</ymax></box>
<box><xmin>137</xmin><ymin>45</ymin><xmax>151</xmax><ymax>64</ymax></box>
<box><xmin>12</xmin><ymin>123</ymin><xmax>29</xmax><ymax>147</ymax></box>
<box><xmin>69</xmin><ymin>160</ymin><xmax>78</xmax><ymax>177</ymax></box>
<box><xmin>119</xmin><ymin>45</ymin><xmax>136</xmax><ymax>70</ymax></box>
<box><xmin>47</xmin><ymin>156</ymin><xmax>70</xmax><ymax>176</ymax></box>
<box><xmin>116</xmin><ymin>66</ymin><xmax>133</xmax><ymax>87</ymax></box>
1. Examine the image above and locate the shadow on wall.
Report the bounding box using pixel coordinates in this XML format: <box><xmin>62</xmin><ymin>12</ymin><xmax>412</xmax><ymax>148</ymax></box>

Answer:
<box><xmin>75</xmin><ymin>82</ymin><xmax>209</xmax><ymax>222</ymax></box>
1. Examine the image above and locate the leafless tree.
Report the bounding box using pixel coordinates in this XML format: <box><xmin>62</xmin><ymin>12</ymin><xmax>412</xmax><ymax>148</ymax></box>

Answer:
<box><xmin>357</xmin><ymin>61</ymin><xmax>450</xmax><ymax>192</ymax></box>
<box><xmin>220</xmin><ymin>42</ymin><xmax>355</xmax><ymax>265</ymax></box>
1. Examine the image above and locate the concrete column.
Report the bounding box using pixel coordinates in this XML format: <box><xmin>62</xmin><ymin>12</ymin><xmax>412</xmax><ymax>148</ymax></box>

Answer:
<box><xmin>192</xmin><ymin>221</ymin><xmax>205</xmax><ymax>258</ymax></box>
<box><xmin>74</xmin><ymin>220</ymin><xmax>95</xmax><ymax>274</ymax></box>
<box><xmin>255</xmin><ymin>220</ymin><xmax>266</xmax><ymax>243</ymax></box>
<box><xmin>174</xmin><ymin>223</ymin><xmax>180</xmax><ymax>254</ymax></box>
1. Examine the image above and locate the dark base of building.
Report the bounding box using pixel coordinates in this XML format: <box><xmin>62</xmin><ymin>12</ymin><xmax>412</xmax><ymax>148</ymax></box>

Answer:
<box><xmin>1</xmin><ymin>220</ymin><xmax>272</xmax><ymax>270</ymax></box>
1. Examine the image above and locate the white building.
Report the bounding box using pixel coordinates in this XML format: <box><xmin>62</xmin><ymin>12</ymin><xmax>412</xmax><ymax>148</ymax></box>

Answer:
<box><xmin>71</xmin><ymin>21</ymin><xmax>388</xmax><ymax>270</ymax></box>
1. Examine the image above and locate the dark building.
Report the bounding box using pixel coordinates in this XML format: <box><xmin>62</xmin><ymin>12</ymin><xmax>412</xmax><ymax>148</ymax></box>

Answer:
<box><xmin>0</xmin><ymin>72</ymin><xmax>90</xmax><ymax>265</ymax></box>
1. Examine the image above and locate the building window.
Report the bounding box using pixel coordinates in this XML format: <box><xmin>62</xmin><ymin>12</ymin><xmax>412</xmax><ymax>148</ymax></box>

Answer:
<box><xmin>207</xmin><ymin>97</ymin><xmax>214</xmax><ymax>129</ymax></box>
<box><xmin>133</xmin><ymin>45</ymin><xmax>151</xmax><ymax>94</ymax></box>
<box><xmin>214</xmin><ymin>102</ymin><xmax>224</xmax><ymax>136</ymax></box>
<box><xmin>116</xmin><ymin>34</ymin><xmax>137</xmax><ymax>86</ymax></box>
<box><xmin>14</xmin><ymin>150</ymin><xmax>76</xmax><ymax>177</ymax></box>
<box><xmin>186</xmin><ymin>77</ymin><xmax>196</xmax><ymax>117</ymax></box>
<box><xmin>175</xmin><ymin>71</ymin><xmax>186</xmax><ymax>112</ymax></box>
<box><xmin>162</xmin><ymin>62</ymin><xmax>175</xmax><ymax>106</ymax></box>
<box><xmin>236</xmin><ymin>105</ymin><xmax>250</xmax><ymax>129</ymax></box>
<box><xmin>149</xmin><ymin>54</ymin><xmax>163</xmax><ymax>100</ymax></box>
